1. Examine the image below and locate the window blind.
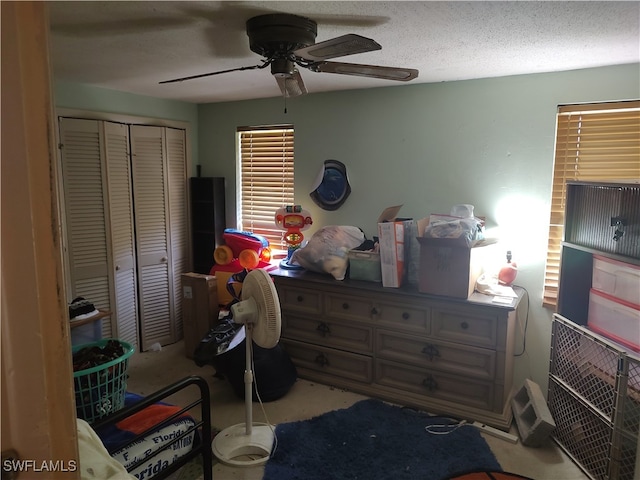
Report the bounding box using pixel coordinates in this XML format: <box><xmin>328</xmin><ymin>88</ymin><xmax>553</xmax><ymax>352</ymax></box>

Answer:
<box><xmin>543</xmin><ymin>100</ymin><xmax>640</xmax><ymax>308</ymax></box>
<box><xmin>238</xmin><ymin>126</ymin><xmax>294</xmax><ymax>251</ymax></box>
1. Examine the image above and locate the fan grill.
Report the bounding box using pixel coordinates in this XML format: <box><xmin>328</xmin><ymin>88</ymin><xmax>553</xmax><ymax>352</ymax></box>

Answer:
<box><xmin>256</xmin><ymin>274</ymin><xmax>278</xmax><ymax>333</ymax></box>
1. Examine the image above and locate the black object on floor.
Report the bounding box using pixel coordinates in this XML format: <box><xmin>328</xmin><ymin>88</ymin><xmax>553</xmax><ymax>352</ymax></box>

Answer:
<box><xmin>194</xmin><ymin>321</ymin><xmax>297</xmax><ymax>402</ymax></box>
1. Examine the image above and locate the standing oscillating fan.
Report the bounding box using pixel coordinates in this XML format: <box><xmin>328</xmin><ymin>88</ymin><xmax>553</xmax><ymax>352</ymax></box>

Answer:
<box><xmin>212</xmin><ymin>268</ymin><xmax>282</xmax><ymax>467</ymax></box>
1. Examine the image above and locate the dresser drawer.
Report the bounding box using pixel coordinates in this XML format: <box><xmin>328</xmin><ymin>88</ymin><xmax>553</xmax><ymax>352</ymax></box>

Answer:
<box><xmin>431</xmin><ymin>306</ymin><xmax>498</xmax><ymax>348</ymax></box>
<box><xmin>325</xmin><ymin>292</ymin><xmax>374</xmax><ymax>323</ymax></box>
<box><xmin>282</xmin><ymin>314</ymin><xmax>373</xmax><ymax>354</ymax></box>
<box><xmin>376</xmin><ymin>330</ymin><xmax>495</xmax><ymax>380</ymax></box>
<box><xmin>375</xmin><ymin>359</ymin><xmax>495</xmax><ymax>411</ymax></box>
<box><xmin>282</xmin><ymin>339</ymin><xmax>373</xmax><ymax>384</ymax></box>
<box><xmin>374</xmin><ymin>301</ymin><xmax>430</xmax><ymax>335</ymax></box>
<box><xmin>278</xmin><ymin>285</ymin><xmax>323</xmax><ymax>315</ymax></box>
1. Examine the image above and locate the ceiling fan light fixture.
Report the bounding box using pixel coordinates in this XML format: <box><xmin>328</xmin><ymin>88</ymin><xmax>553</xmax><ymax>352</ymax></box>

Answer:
<box><xmin>275</xmin><ymin>70</ymin><xmax>307</xmax><ymax>97</ymax></box>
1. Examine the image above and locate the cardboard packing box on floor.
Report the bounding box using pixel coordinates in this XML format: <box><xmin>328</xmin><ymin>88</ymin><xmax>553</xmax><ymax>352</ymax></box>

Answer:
<box><xmin>182</xmin><ymin>273</ymin><xmax>219</xmax><ymax>359</ymax></box>
<box><xmin>417</xmin><ymin>237</ymin><xmax>498</xmax><ymax>299</ymax></box>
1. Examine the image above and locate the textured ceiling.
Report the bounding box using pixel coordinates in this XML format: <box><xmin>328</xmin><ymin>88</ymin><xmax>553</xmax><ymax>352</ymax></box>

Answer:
<box><xmin>48</xmin><ymin>1</ymin><xmax>640</xmax><ymax>104</ymax></box>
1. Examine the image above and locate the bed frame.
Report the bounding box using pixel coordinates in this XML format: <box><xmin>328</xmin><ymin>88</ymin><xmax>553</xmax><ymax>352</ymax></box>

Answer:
<box><xmin>91</xmin><ymin>375</ymin><xmax>213</xmax><ymax>480</ymax></box>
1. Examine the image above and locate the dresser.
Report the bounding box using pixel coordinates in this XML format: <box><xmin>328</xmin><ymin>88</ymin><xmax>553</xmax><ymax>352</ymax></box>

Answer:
<box><xmin>271</xmin><ymin>268</ymin><xmax>525</xmax><ymax>430</ymax></box>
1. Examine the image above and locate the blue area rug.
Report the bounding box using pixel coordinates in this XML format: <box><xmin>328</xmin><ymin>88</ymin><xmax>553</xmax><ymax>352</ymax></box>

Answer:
<box><xmin>263</xmin><ymin>399</ymin><xmax>502</xmax><ymax>480</ymax></box>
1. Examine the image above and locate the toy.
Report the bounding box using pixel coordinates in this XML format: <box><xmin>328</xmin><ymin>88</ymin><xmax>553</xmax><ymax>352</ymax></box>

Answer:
<box><xmin>275</xmin><ymin>205</ymin><xmax>313</xmax><ymax>269</ymax></box>
<box><xmin>213</xmin><ymin>228</ymin><xmax>271</xmax><ymax>270</ymax></box>
<box><xmin>210</xmin><ymin>229</ymin><xmax>274</xmax><ymax>306</ymax></box>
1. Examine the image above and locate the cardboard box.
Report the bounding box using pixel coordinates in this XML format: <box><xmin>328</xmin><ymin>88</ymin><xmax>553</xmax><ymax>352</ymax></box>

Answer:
<box><xmin>417</xmin><ymin>237</ymin><xmax>498</xmax><ymax>298</ymax></box>
<box><xmin>378</xmin><ymin>221</ymin><xmax>408</xmax><ymax>287</ymax></box>
<box><xmin>182</xmin><ymin>273</ymin><xmax>219</xmax><ymax>359</ymax></box>
<box><xmin>377</xmin><ymin>205</ymin><xmax>425</xmax><ymax>288</ymax></box>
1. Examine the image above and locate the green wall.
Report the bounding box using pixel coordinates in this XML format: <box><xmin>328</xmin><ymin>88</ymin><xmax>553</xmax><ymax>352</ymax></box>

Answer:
<box><xmin>197</xmin><ymin>63</ymin><xmax>640</xmax><ymax>392</ymax></box>
<box><xmin>54</xmin><ymin>81</ymin><xmax>200</xmax><ymax>166</ymax></box>
<box><xmin>53</xmin><ymin>64</ymin><xmax>639</xmax><ymax>395</ymax></box>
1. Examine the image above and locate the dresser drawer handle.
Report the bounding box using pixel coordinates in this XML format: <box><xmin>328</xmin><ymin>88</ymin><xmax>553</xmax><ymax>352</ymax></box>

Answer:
<box><xmin>421</xmin><ymin>344</ymin><xmax>440</xmax><ymax>361</ymax></box>
<box><xmin>342</xmin><ymin>302</ymin><xmax>349</xmax><ymax>310</ymax></box>
<box><xmin>422</xmin><ymin>374</ymin><xmax>438</xmax><ymax>392</ymax></box>
<box><xmin>316</xmin><ymin>322</ymin><xmax>331</xmax><ymax>337</ymax></box>
<box><xmin>297</xmin><ymin>295</ymin><xmax>304</xmax><ymax>302</ymax></box>
<box><xmin>460</xmin><ymin>321</ymin><xmax>469</xmax><ymax>330</ymax></box>
<box><xmin>402</xmin><ymin>312</ymin><xmax>410</xmax><ymax>320</ymax></box>
<box><xmin>371</xmin><ymin>307</ymin><xmax>379</xmax><ymax>315</ymax></box>
<box><xmin>315</xmin><ymin>353</ymin><xmax>329</xmax><ymax>367</ymax></box>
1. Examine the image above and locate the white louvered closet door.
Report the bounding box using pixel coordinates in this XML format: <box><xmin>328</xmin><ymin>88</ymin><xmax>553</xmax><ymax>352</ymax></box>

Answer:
<box><xmin>130</xmin><ymin>125</ymin><xmax>175</xmax><ymax>350</ymax></box>
<box><xmin>59</xmin><ymin>118</ymin><xmax>114</xmax><ymax>337</ymax></box>
<box><xmin>165</xmin><ymin>128</ymin><xmax>188</xmax><ymax>341</ymax></box>
<box><xmin>104</xmin><ymin>122</ymin><xmax>139</xmax><ymax>348</ymax></box>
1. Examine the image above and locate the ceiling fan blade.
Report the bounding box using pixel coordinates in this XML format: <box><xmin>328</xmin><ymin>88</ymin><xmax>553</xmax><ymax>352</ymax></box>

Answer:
<box><xmin>294</xmin><ymin>34</ymin><xmax>381</xmax><ymax>61</ymax></box>
<box><xmin>275</xmin><ymin>70</ymin><xmax>308</xmax><ymax>97</ymax></box>
<box><xmin>159</xmin><ymin>63</ymin><xmax>267</xmax><ymax>84</ymax></box>
<box><xmin>310</xmin><ymin>62</ymin><xmax>419</xmax><ymax>82</ymax></box>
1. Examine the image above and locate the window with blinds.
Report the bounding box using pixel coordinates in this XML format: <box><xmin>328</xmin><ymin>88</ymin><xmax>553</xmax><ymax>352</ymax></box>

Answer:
<box><xmin>238</xmin><ymin>126</ymin><xmax>294</xmax><ymax>252</ymax></box>
<box><xmin>543</xmin><ymin>100</ymin><xmax>640</xmax><ymax>308</ymax></box>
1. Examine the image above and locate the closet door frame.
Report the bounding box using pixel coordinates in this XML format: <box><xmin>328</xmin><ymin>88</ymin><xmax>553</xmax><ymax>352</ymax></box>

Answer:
<box><xmin>55</xmin><ymin>109</ymin><xmax>193</xmax><ymax>349</ymax></box>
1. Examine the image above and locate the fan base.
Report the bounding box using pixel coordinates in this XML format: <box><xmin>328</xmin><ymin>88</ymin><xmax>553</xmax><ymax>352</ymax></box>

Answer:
<box><xmin>212</xmin><ymin>423</ymin><xmax>274</xmax><ymax>467</ymax></box>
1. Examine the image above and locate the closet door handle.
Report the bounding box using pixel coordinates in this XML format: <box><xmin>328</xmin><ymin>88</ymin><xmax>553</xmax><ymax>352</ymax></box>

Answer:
<box><xmin>115</xmin><ymin>265</ymin><xmax>120</xmax><ymax>271</ymax></box>
<box><xmin>161</xmin><ymin>256</ymin><xmax>168</xmax><ymax>262</ymax></box>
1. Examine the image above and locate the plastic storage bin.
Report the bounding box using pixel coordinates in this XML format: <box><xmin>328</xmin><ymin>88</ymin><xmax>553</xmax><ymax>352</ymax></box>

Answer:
<box><xmin>348</xmin><ymin>250</ymin><xmax>382</xmax><ymax>282</ymax></box>
<box><xmin>70</xmin><ymin>318</ymin><xmax>103</xmax><ymax>347</ymax></box>
<box><xmin>592</xmin><ymin>255</ymin><xmax>640</xmax><ymax>307</ymax></box>
<box><xmin>72</xmin><ymin>338</ymin><xmax>135</xmax><ymax>423</ymax></box>
<box><xmin>588</xmin><ymin>289</ymin><xmax>640</xmax><ymax>353</ymax></box>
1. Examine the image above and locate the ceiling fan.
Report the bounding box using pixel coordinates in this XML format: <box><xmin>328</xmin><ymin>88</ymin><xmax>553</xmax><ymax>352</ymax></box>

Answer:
<box><xmin>160</xmin><ymin>13</ymin><xmax>419</xmax><ymax>97</ymax></box>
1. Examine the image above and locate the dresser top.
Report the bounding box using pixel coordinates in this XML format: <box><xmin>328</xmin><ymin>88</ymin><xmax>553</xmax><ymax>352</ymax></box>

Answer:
<box><xmin>270</xmin><ymin>268</ymin><xmax>524</xmax><ymax>311</ymax></box>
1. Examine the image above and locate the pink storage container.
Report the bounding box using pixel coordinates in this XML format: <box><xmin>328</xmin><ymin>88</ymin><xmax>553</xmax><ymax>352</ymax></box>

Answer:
<box><xmin>592</xmin><ymin>255</ymin><xmax>640</xmax><ymax>307</ymax></box>
<box><xmin>588</xmin><ymin>289</ymin><xmax>640</xmax><ymax>353</ymax></box>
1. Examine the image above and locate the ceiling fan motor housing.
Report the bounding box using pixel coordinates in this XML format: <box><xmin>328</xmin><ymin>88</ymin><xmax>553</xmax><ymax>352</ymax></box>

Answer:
<box><xmin>246</xmin><ymin>14</ymin><xmax>318</xmax><ymax>59</ymax></box>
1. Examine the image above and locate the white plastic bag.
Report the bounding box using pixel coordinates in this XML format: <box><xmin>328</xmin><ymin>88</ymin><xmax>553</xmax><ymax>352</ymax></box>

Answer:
<box><xmin>290</xmin><ymin>225</ymin><xmax>365</xmax><ymax>280</ymax></box>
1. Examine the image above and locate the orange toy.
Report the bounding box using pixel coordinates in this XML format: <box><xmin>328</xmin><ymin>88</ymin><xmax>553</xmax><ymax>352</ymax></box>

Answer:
<box><xmin>275</xmin><ymin>205</ymin><xmax>312</xmax><ymax>268</ymax></box>
<box><xmin>210</xmin><ymin>229</ymin><xmax>274</xmax><ymax>306</ymax></box>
